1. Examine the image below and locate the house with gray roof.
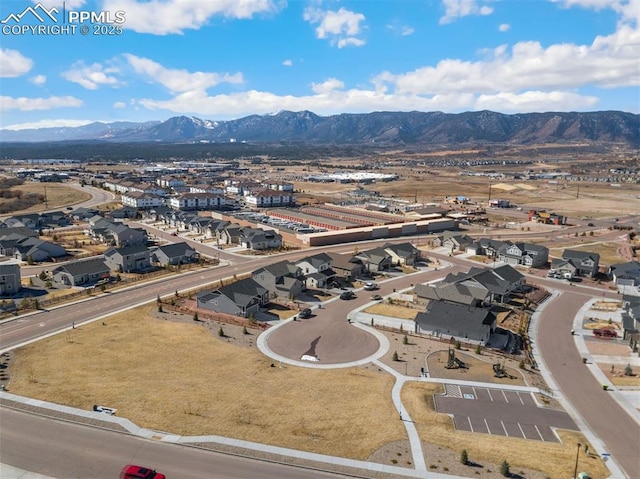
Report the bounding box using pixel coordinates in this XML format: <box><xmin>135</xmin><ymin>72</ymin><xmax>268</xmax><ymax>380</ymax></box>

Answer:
<box><xmin>609</xmin><ymin>261</ymin><xmax>640</xmax><ymax>287</ymax></box>
<box><xmin>434</xmin><ymin>232</ymin><xmax>475</xmax><ymax>252</ymax></box>
<box><xmin>295</xmin><ymin>253</ymin><xmax>336</xmax><ymax>289</ymax></box>
<box><xmin>52</xmin><ymin>258</ymin><xmax>110</xmax><ymax>287</ymax></box>
<box><xmin>326</xmin><ymin>252</ymin><xmax>364</xmax><ymax>280</ymax></box>
<box><xmin>498</xmin><ymin>242</ymin><xmax>549</xmax><ymax>268</ymax></box>
<box><xmin>414</xmin><ymin>301</ymin><xmax>496</xmax><ymax>343</ymax></box>
<box><xmin>196</xmin><ymin>278</ymin><xmax>269</xmax><ymax>318</ymax></box>
<box><xmin>104</xmin><ymin>245</ymin><xmax>151</xmax><ymax>273</ymax></box>
<box><xmin>0</xmin><ymin>262</ymin><xmax>21</xmax><ymax>295</ymax></box>
<box><xmin>149</xmin><ymin>242</ymin><xmax>199</xmax><ymax>266</ymax></box>
<box><xmin>252</xmin><ymin>260</ymin><xmax>304</xmax><ymax>299</ymax></box>
<box><xmin>13</xmin><ymin>237</ymin><xmax>67</xmax><ymax>262</ymax></box>
<box><xmin>240</xmin><ymin>227</ymin><xmax>282</xmax><ymax>251</ymax></box>
<box><xmin>383</xmin><ymin>242</ymin><xmax>421</xmax><ymax>266</ymax></box>
<box><xmin>561</xmin><ymin>249</ymin><xmax>600</xmax><ymax>277</ymax></box>
<box><xmin>355</xmin><ymin>247</ymin><xmax>393</xmax><ymax>273</ymax></box>
<box><xmin>414</xmin><ymin>281</ymin><xmax>489</xmax><ymax>306</ymax></box>
<box><xmin>443</xmin><ymin>264</ymin><xmax>525</xmax><ymax>303</ymax></box>
<box><xmin>471</xmin><ymin>238</ymin><xmax>511</xmax><ymax>258</ymax></box>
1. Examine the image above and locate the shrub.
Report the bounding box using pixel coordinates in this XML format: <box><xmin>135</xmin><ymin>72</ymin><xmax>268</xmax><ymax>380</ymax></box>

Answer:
<box><xmin>624</xmin><ymin>363</ymin><xmax>633</xmax><ymax>376</ymax></box>
<box><xmin>193</xmin><ymin>312</ymin><xmax>199</xmax><ymax>322</ymax></box>
<box><xmin>500</xmin><ymin>460</ymin><xmax>510</xmax><ymax>477</ymax></box>
<box><xmin>518</xmin><ymin>359</ymin><xmax>526</xmax><ymax>369</ymax></box>
<box><xmin>39</xmin><ymin>271</ymin><xmax>47</xmax><ymax>281</ymax></box>
<box><xmin>461</xmin><ymin>449</ymin><xmax>469</xmax><ymax>465</ymax></box>
<box><xmin>403</xmin><ymin>335</ymin><xmax>409</xmax><ymax>345</ymax></box>
<box><xmin>243</xmin><ymin>326</ymin><xmax>249</xmax><ymax>335</ymax></box>
<box><xmin>475</xmin><ymin>344</ymin><xmax>482</xmax><ymax>355</ymax></box>
<box><xmin>392</xmin><ymin>351</ymin><xmax>399</xmax><ymax>361</ymax></box>
<box><xmin>454</xmin><ymin>340</ymin><xmax>461</xmax><ymax>350</ymax></box>
<box><xmin>158</xmin><ymin>304</ymin><xmax>163</xmax><ymax>313</ymax></box>
<box><xmin>218</xmin><ymin>327</ymin><xmax>224</xmax><ymax>337</ymax></box>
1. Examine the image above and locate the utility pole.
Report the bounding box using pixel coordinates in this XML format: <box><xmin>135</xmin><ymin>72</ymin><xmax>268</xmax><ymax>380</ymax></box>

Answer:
<box><xmin>573</xmin><ymin>442</ymin><xmax>581</xmax><ymax>479</ymax></box>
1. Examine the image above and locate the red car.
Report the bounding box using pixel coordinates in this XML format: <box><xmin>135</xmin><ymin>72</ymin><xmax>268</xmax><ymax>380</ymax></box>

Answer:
<box><xmin>593</xmin><ymin>328</ymin><xmax>617</xmax><ymax>338</ymax></box>
<box><xmin>120</xmin><ymin>465</ymin><xmax>166</xmax><ymax>479</ymax></box>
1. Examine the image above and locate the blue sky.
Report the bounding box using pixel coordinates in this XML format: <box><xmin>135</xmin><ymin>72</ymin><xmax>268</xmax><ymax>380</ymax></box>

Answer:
<box><xmin>0</xmin><ymin>0</ymin><xmax>638</xmax><ymax>130</ymax></box>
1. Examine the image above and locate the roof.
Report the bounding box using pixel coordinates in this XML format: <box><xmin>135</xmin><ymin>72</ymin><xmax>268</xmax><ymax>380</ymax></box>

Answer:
<box><xmin>563</xmin><ymin>249</ymin><xmax>601</xmax><ymax>262</ymax></box>
<box><xmin>415</xmin><ymin>301</ymin><xmax>495</xmax><ymax>337</ymax></box>
<box><xmin>415</xmin><ymin>282</ymin><xmax>488</xmax><ymax>305</ymax></box>
<box><xmin>356</xmin><ymin>247</ymin><xmax>390</xmax><ymax>263</ymax></box>
<box><xmin>151</xmin><ymin>242</ymin><xmax>195</xmax><ymax>258</ymax></box>
<box><xmin>296</xmin><ymin>253</ymin><xmax>332</xmax><ymax>268</ymax></box>
<box><xmin>383</xmin><ymin>242</ymin><xmax>419</xmax><ymax>258</ymax></box>
<box><xmin>326</xmin><ymin>252</ymin><xmax>362</xmax><ymax>270</ymax></box>
<box><xmin>610</xmin><ymin>261</ymin><xmax>640</xmax><ymax>278</ymax></box>
<box><xmin>254</xmin><ymin>260</ymin><xmax>300</xmax><ymax>278</ymax></box>
<box><xmin>53</xmin><ymin>258</ymin><xmax>110</xmax><ymax>276</ymax></box>
<box><xmin>105</xmin><ymin>244</ymin><xmax>150</xmax><ymax>257</ymax></box>
<box><xmin>199</xmin><ymin>278</ymin><xmax>267</xmax><ymax>308</ymax></box>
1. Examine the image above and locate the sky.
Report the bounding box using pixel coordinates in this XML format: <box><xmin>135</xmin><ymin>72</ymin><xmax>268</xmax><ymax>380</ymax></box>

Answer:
<box><xmin>0</xmin><ymin>0</ymin><xmax>638</xmax><ymax>130</ymax></box>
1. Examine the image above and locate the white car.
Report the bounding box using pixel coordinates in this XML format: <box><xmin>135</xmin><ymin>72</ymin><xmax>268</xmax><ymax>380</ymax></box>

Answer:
<box><xmin>363</xmin><ymin>282</ymin><xmax>378</xmax><ymax>291</ymax></box>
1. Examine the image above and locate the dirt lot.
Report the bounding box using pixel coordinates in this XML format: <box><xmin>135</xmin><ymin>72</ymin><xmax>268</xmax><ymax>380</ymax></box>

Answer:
<box><xmin>0</xmin><ymin>183</ymin><xmax>91</xmax><ymax>215</ymax></box>
<box><xmin>4</xmin><ymin>305</ymin><xmax>610</xmax><ymax>478</ymax></box>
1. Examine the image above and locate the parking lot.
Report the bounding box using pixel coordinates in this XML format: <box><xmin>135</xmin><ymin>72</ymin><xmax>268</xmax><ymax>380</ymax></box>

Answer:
<box><xmin>434</xmin><ymin>384</ymin><xmax>577</xmax><ymax>442</ymax></box>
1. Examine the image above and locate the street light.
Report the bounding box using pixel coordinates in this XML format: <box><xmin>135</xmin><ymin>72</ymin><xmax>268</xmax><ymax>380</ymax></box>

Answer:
<box><xmin>573</xmin><ymin>442</ymin><xmax>582</xmax><ymax>479</ymax></box>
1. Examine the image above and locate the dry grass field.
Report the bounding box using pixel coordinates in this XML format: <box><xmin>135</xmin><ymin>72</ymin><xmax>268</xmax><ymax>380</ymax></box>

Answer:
<box><xmin>0</xmin><ymin>183</ymin><xmax>91</xmax><ymax>215</ymax></box>
<box><xmin>363</xmin><ymin>302</ymin><xmax>420</xmax><ymax>320</ymax></box>
<box><xmin>402</xmin><ymin>382</ymin><xmax>610</xmax><ymax>479</ymax></box>
<box><xmin>8</xmin><ymin>306</ymin><xmax>405</xmax><ymax>460</ymax></box>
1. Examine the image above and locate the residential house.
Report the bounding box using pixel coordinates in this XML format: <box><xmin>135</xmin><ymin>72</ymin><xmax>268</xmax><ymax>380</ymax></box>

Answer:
<box><xmin>71</xmin><ymin>207</ymin><xmax>100</xmax><ymax>221</ymax></box>
<box><xmin>295</xmin><ymin>253</ymin><xmax>335</xmax><ymax>289</ymax></box>
<box><xmin>620</xmin><ymin>294</ymin><xmax>640</xmax><ymax>354</ymax></box>
<box><xmin>471</xmin><ymin>238</ymin><xmax>511</xmax><ymax>258</ymax></box>
<box><xmin>252</xmin><ymin>261</ymin><xmax>304</xmax><ymax>299</ymax></box>
<box><xmin>560</xmin><ymin>249</ymin><xmax>600</xmax><ymax>277</ymax></box>
<box><xmin>108</xmin><ymin>206</ymin><xmax>139</xmax><ymax>220</ymax></box>
<box><xmin>550</xmin><ymin>258</ymin><xmax>577</xmax><ymax>278</ymax></box>
<box><xmin>149</xmin><ymin>242</ymin><xmax>199</xmax><ymax>266</ymax></box>
<box><xmin>414</xmin><ymin>301</ymin><xmax>497</xmax><ymax>343</ymax></box>
<box><xmin>39</xmin><ymin>211</ymin><xmax>70</xmax><ymax>229</ymax></box>
<box><xmin>52</xmin><ymin>258</ymin><xmax>110</xmax><ymax>287</ymax></box>
<box><xmin>169</xmin><ymin>193</ymin><xmax>225</xmax><ymax>211</ymax></box>
<box><xmin>196</xmin><ymin>278</ymin><xmax>269</xmax><ymax>318</ymax></box>
<box><xmin>497</xmin><ymin>242</ymin><xmax>549</xmax><ymax>268</ymax></box>
<box><xmin>13</xmin><ymin>237</ymin><xmax>67</xmax><ymax>262</ymax></box>
<box><xmin>104</xmin><ymin>223</ymin><xmax>148</xmax><ymax>247</ymax></box>
<box><xmin>326</xmin><ymin>252</ymin><xmax>364</xmax><ymax>280</ymax></box>
<box><xmin>609</xmin><ymin>261</ymin><xmax>640</xmax><ymax>288</ymax></box>
<box><xmin>434</xmin><ymin>232</ymin><xmax>474</xmax><ymax>252</ymax></box>
<box><xmin>443</xmin><ymin>265</ymin><xmax>525</xmax><ymax>303</ymax></box>
<box><xmin>104</xmin><ymin>245</ymin><xmax>151</xmax><ymax>273</ymax></box>
<box><xmin>383</xmin><ymin>242</ymin><xmax>421</xmax><ymax>266</ymax></box>
<box><xmin>240</xmin><ymin>227</ymin><xmax>283</xmax><ymax>251</ymax></box>
<box><xmin>0</xmin><ymin>262</ymin><xmax>21</xmax><ymax>295</ymax></box>
<box><xmin>414</xmin><ymin>281</ymin><xmax>489</xmax><ymax>307</ymax></box>
<box><xmin>3</xmin><ymin>214</ymin><xmax>40</xmax><ymax>230</ymax></box>
<box><xmin>355</xmin><ymin>247</ymin><xmax>393</xmax><ymax>273</ymax></box>
<box><xmin>218</xmin><ymin>224</ymin><xmax>243</xmax><ymax>245</ymax></box>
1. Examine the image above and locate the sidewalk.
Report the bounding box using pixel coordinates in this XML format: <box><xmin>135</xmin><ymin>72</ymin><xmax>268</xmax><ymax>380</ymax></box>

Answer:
<box><xmin>0</xmin><ymin>463</ymin><xmax>54</xmax><ymax>479</ymax></box>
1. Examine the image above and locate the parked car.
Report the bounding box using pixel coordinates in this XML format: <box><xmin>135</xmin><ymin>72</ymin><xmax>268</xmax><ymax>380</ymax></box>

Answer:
<box><xmin>371</xmin><ymin>294</ymin><xmax>382</xmax><ymax>301</ymax></box>
<box><xmin>587</xmin><ymin>222</ymin><xmax>595</xmax><ymax>227</ymax></box>
<box><xmin>594</xmin><ymin>328</ymin><xmax>617</xmax><ymax>338</ymax></box>
<box><xmin>298</xmin><ymin>308</ymin><xmax>312</xmax><ymax>319</ymax></box>
<box><xmin>120</xmin><ymin>465</ymin><xmax>166</xmax><ymax>479</ymax></box>
<box><xmin>340</xmin><ymin>291</ymin><xmax>355</xmax><ymax>300</ymax></box>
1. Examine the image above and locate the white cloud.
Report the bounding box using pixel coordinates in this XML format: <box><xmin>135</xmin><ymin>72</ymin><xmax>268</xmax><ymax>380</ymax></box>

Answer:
<box><xmin>282</xmin><ymin>59</ymin><xmax>293</xmax><ymax>66</ymax></box>
<box><xmin>374</xmin><ymin>25</ymin><xmax>640</xmax><ymax>96</ymax></box>
<box><xmin>0</xmin><ymin>95</ymin><xmax>83</xmax><ymax>111</ymax></box>
<box><xmin>386</xmin><ymin>22</ymin><xmax>414</xmax><ymax>36</ymax></box>
<box><xmin>310</xmin><ymin>78</ymin><xmax>345</xmax><ymax>94</ymax></box>
<box><xmin>304</xmin><ymin>6</ymin><xmax>366</xmax><ymax>48</ymax></box>
<box><xmin>439</xmin><ymin>0</ymin><xmax>494</xmax><ymax>24</ymax></box>
<box><xmin>551</xmin><ymin>0</ymin><xmax>640</xmax><ymax>24</ymax></box>
<box><xmin>475</xmin><ymin>91</ymin><xmax>599</xmax><ymax>112</ymax></box>
<box><xmin>0</xmin><ymin>49</ymin><xmax>34</xmax><ymax>78</ymax></box>
<box><xmin>62</xmin><ymin>61</ymin><xmax>122</xmax><ymax>90</ymax></box>
<box><xmin>101</xmin><ymin>0</ymin><xmax>282</xmax><ymax>35</ymax></box>
<box><xmin>401</xmin><ymin>26</ymin><xmax>415</xmax><ymax>36</ymax></box>
<box><xmin>113</xmin><ymin>101</ymin><xmax>126</xmax><ymax>109</ymax></box>
<box><xmin>2</xmin><ymin>119</ymin><xmax>94</xmax><ymax>130</ymax></box>
<box><xmin>30</xmin><ymin>74</ymin><xmax>47</xmax><ymax>85</ymax></box>
<box><xmin>124</xmin><ymin>54</ymin><xmax>243</xmax><ymax>93</ymax></box>
<box><xmin>499</xmin><ymin>23</ymin><xmax>510</xmax><ymax>32</ymax></box>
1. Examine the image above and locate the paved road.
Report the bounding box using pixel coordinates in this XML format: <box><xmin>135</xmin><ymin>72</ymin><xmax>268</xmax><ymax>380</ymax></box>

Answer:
<box><xmin>536</xmin><ymin>291</ymin><xmax>640</xmax><ymax>477</ymax></box>
<box><xmin>0</xmin><ymin>407</ymin><xmax>348</xmax><ymax>479</ymax></box>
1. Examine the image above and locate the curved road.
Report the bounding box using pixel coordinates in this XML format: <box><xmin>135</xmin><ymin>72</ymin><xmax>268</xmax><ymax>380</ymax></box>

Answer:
<box><xmin>2</xmin><ymin>234</ymin><xmax>639</xmax><ymax>478</ymax></box>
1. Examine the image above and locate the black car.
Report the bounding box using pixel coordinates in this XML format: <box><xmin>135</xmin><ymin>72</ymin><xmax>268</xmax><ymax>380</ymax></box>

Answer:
<box><xmin>298</xmin><ymin>308</ymin><xmax>312</xmax><ymax>318</ymax></box>
<box><xmin>340</xmin><ymin>291</ymin><xmax>355</xmax><ymax>300</ymax></box>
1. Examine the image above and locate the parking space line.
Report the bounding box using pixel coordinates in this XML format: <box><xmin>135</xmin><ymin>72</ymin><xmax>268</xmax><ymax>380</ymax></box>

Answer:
<box><xmin>518</xmin><ymin>423</ymin><xmax>526</xmax><ymax>438</ymax></box>
<box><xmin>502</xmin><ymin>391</ymin><xmax>509</xmax><ymax>403</ymax></box>
<box><xmin>484</xmin><ymin>418</ymin><xmax>491</xmax><ymax>434</ymax></box>
<box><xmin>534</xmin><ymin>425</ymin><xmax>545</xmax><ymax>441</ymax></box>
<box><xmin>487</xmin><ymin>389</ymin><xmax>493</xmax><ymax>401</ymax></box>
<box><xmin>468</xmin><ymin>417</ymin><xmax>474</xmax><ymax>432</ymax></box>
<box><xmin>501</xmin><ymin>421</ymin><xmax>509</xmax><ymax>436</ymax></box>
<box><xmin>517</xmin><ymin>393</ymin><xmax>525</xmax><ymax>405</ymax></box>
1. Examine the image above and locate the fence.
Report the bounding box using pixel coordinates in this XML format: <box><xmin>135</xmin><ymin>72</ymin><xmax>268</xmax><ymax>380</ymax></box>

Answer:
<box><xmin>160</xmin><ymin>301</ymin><xmax>270</xmax><ymax>331</ymax></box>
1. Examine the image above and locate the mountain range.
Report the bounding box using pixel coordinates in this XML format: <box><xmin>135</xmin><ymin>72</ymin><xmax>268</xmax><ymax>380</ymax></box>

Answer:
<box><xmin>2</xmin><ymin>110</ymin><xmax>638</xmax><ymax>146</ymax></box>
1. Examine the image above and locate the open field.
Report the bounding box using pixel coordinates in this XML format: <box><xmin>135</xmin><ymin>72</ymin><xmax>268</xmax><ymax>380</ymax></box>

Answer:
<box><xmin>7</xmin><ymin>306</ymin><xmax>405</xmax><ymax>460</ymax></box>
<box><xmin>0</xmin><ymin>183</ymin><xmax>91</xmax><ymax>216</ymax></box>
<box><xmin>363</xmin><ymin>302</ymin><xmax>420</xmax><ymax>319</ymax></box>
<box><xmin>597</xmin><ymin>364</ymin><xmax>640</xmax><ymax>387</ymax></box>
